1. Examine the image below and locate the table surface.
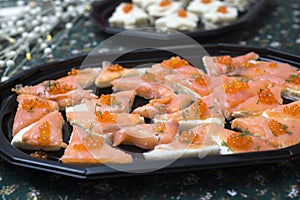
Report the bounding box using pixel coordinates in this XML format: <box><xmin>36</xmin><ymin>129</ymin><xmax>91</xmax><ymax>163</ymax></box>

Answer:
<box><xmin>1</xmin><ymin>0</ymin><xmax>300</xmax><ymax>199</ymax></box>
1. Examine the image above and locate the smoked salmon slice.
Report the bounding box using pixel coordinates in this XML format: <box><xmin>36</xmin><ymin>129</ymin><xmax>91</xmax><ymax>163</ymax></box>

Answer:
<box><xmin>143</xmin><ymin>122</ymin><xmax>222</xmax><ymax>160</ymax></box>
<box><xmin>12</xmin><ymin>94</ymin><xmax>59</xmax><ymax>136</ymax></box>
<box><xmin>58</xmin><ymin>67</ymin><xmax>101</xmax><ymax>89</ymax></box>
<box><xmin>232</xmin><ymin>86</ymin><xmax>283</xmax><ymax>117</ymax></box>
<box><xmin>263</xmin><ymin>100</ymin><xmax>300</xmax><ymax>122</ymax></box>
<box><xmin>61</xmin><ymin>125</ymin><xmax>133</xmax><ymax>164</ymax></box>
<box><xmin>66</xmin><ymin>111</ymin><xmax>144</xmax><ymax>135</ymax></box>
<box><xmin>11</xmin><ymin>110</ymin><xmax>67</xmax><ymax>151</ymax></box>
<box><xmin>218</xmin><ymin>128</ymin><xmax>275</xmax><ymax>154</ymax></box>
<box><xmin>153</xmin><ymin>95</ymin><xmax>224</xmax><ymax>131</ymax></box>
<box><xmin>232</xmin><ymin>116</ymin><xmax>300</xmax><ymax>148</ymax></box>
<box><xmin>95</xmin><ymin>62</ymin><xmax>144</xmax><ymax>88</ymax></box>
<box><xmin>13</xmin><ymin>79</ymin><xmax>96</xmax><ymax>109</ymax></box>
<box><xmin>113</xmin><ymin>120</ymin><xmax>179</xmax><ymax>149</ymax></box>
<box><xmin>203</xmin><ymin>52</ymin><xmax>259</xmax><ymax>76</ymax></box>
<box><xmin>212</xmin><ymin>76</ymin><xmax>270</xmax><ymax>117</ymax></box>
<box><xmin>68</xmin><ymin>90</ymin><xmax>136</xmax><ymax>114</ymax></box>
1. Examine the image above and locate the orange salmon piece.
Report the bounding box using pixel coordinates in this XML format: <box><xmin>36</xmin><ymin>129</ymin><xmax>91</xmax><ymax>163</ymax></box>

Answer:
<box><xmin>203</xmin><ymin>52</ymin><xmax>259</xmax><ymax>75</ymax></box>
<box><xmin>113</xmin><ymin>120</ymin><xmax>179</xmax><ymax>149</ymax></box>
<box><xmin>263</xmin><ymin>100</ymin><xmax>300</xmax><ymax>121</ymax></box>
<box><xmin>12</xmin><ymin>94</ymin><xmax>59</xmax><ymax>136</ymax></box>
<box><xmin>61</xmin><ymin>125</ymin><xmax>133</xmax><ymax>164</ymax></box>
<box><xmin>232</xmin><ymin>116</ymin><xmax>300</xmax><ymax>148</ymax></box>
<box><xmin>213</xmin><ymin>76</ymin><xmax>270</xmax><ymax>117</ymax></box>
<box><xmin>219</xmin><ymin>128</ymin><xmax>276</xmax><ymax>154</ymax></box>
<box><xmin>11</xmin><ymin>110</ymin><xmax>67</xmax><ymax>151</ymax></box>
<box><xmin>232</xmin><ymin>86</ymin><xmax>283</xmax><ymax>117</ymax></box>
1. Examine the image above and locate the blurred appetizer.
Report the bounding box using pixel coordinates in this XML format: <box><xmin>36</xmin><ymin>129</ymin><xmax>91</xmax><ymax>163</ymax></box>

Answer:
<box><xmin>109</xmin><ymin>3</ymin><xmax>148</xmax><ymax>29</ymax></box>
<box><xmin>187</xmin><ymin>0</ymin><xmax>223</xmax><ymax>17</ymax></box>
<box><xmin>202</xmin><ymin>4</ymin><xmax>238</xmax><ymax>30</ymax></box>
<box><xmin>155</xmin><ymin>9</ymin><xmax>199</xmax><ymax>31</ymax></box>
<box><xmin>147</xmin><ymin>0</ymin><xmax>182</xmax><ymax>21</ymax></box>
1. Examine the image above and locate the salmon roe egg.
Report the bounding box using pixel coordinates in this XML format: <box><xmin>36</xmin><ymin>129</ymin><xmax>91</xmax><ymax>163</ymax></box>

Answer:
<box><xmin>178</xmin><ymin>9</ymin><xmax>187</xmax><ymax>18</ymax></box>
<box><xmin>268</xmin><ymin>119</ymin><xmax>288</xmax><ymax>136</ymax></box>
<box><xmin>283</xmin><ymin>104</ymin><xmax>300</xmax><ymax>115</ymax></box>
<box><xmin>196</xmin><ymin>99</ymin><xmax>207</xmax><ymax>118</ymax></box>
<box><xmin>217</xmin><ymin>6</ymin><xmax>228</xmax><ymax>14</ymax></box>
<box><xmin>179</xmin><ymin>131</ymin><xmax>201</xmax><ymax>144</ymax></box>
<box><xmin>96</xmin><ymin>111</ymin><xmax>116</xmax><ymax>123</ymax></box>
<box><xmin>107</xmin><ymin>64</ymin><xmax>124</xmax><ymax>72</ymax></box>
<box><xmin>45</xmin><ymin>81</ymin><xmax>73</xmax><ymax>95</ymax></box>
<box><xmin>217</xmin><ymin>55</ymin><xmax>233</xmax><ymax>66</ymax></box>
<box><xmin>67</xmin><ymin>68</ymin><xmax>78</xmax><ymax>76</ymax></box>
<box><xmin>83</xmin><ymin>135</ymin><xmax>104</xmax><ymax>150</ymax></box>
<box><xmin>161</xmin><ymin>57</ymin><xmax>189</xmax><ymax>69</ymax></box>
<box><xmin>74</xmin><ymin>135</ymin><xmax>104</xmax><ymax>151</ymax></box>
<box><xmin>257</xmin><ymin>88</ymin><xmax>277</xmax><ymax>105</ymax></box>
<box><xmin>244</xmin><ymin>61</ymin><xmax>256</xmax><ymax>68</ymax></box>
<box><xmin>224</xmin><ymin>79</ymin><xmax>249</xmax><ymax>94</ymax></box>
<box><xmin>99</xmin><ymin>94</ymin><xmax>114</xmax><ymax>105</ymax></box>
<box><xmin>269</xmin><ymin>62</ymin><xmax>278</xmax><ymax>68</ymax></box>
<box><xmin>153</xmin><ymin>122</ymin><xmax>166</xmax><ymax>133</ymax></box>
<box><xmin>159</xmin><ymin>0</ymin><xmax>172</xmax><ymax>7</ymax></box>
<box><xmin>193</xmin><ymin>74</ymin><xmax>207</xmax><ymax>86</ymax></box>
<box><xmin>123</xmin><ymin>3</ymin><xmax>133</xmax><ymax>13</ymax></box>
<box><xmin>22</xmin><ymin>98</ymin><xmax>51</xmax><ymax>112</ymax></box>
<box><xmin>37</xmin><ymin>121</ymin><xmax>51</xmax><ymax>146</ymax></box>
<box><xmin>226</xmin><ymin>132</ymin><xmax>253</xmax><ymax>151</ymax></box>
<box><xmin>201</xmin><ymin>0</ymin><xmax>212</xmax><ymax>3</ymax></box>
<box><xmin>286</xmin><ymin>74</ymin><xmax>300</xmax><ymax>85</ymax></box>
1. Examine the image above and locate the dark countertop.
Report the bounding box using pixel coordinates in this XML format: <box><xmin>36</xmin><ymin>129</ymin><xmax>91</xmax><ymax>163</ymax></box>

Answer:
<box><xmin>1</xmin><ymin>0</ymin><xmax>300</xmax><ymax>199</ymax></box>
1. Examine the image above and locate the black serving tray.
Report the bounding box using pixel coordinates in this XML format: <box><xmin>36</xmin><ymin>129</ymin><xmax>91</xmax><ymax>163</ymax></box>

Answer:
<box><xmin>0</xmin><ymin>44</ymin><xmax>300</xmax><ymax>180</ymax></box>
<box><xmin>91</xmin><ymin>0</ymin><xmax>268</xmax><ymax>40</ymax></box>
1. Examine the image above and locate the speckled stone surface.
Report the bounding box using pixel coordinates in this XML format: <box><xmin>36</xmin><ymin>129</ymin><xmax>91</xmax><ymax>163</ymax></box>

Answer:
<box><xmin>1</xmin><ymin>0</ymin><xmax>300</xmax><ymax>199</ymax></box>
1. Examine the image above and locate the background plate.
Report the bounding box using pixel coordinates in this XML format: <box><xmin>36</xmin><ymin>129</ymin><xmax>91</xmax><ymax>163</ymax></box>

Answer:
<box><xmin>91</xmin><ymin>0</ymin><xmax>268</xmax><ymax>40</ymax></box>
<box><xmin>0</xmin><ymin>44</ymin><xmax>300</xmax><ymax>179</ymax></box>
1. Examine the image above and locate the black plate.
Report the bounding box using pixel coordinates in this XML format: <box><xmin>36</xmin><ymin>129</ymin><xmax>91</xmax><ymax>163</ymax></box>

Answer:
<box><xmin>91</xmin><ymin>0</ymin><xmax>268</xmax><ymax>39</ymax></box>
<box><xmin>1</xmin><ymin>44</ymin><xmax>300</xmax><ymax>180</ymax></box>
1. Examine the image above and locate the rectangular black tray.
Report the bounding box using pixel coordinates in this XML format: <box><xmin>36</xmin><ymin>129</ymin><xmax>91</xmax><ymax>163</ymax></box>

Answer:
<box><xmin>0</xmin><ymin>44</ymin><xmax>300</xmax><ymax>180</ymax></box>
<box><xmin>91</xmin><ymin>0</ymin><xmax>268</xmax><ymax>40</ymax></box>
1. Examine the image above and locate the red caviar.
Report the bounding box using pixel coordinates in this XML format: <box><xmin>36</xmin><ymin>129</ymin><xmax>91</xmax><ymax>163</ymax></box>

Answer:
<box><xmin>161</xmin><ymin>57</ymin><xmax>189</xmax><ymax>69</ymax></box>
<box><xmin>45</xmin><ymin>81</ymin><xmax>73</xmax><ymax>95</ymax></box>
<box><xmin>196</xmin><ymin>99</ymin><xmax>207</xmax><ymax>118</ymax></box>
<box><xmin>227</xmin><ymin>132</ymin><xmax>253</xmax><ymax>151</ymax></box>
<box><xmin>224</xmin><ymin>79</ymin><xmax>249</xmax><ymax>94</ymax></box>
<box><xmin>99</xmin><ymin>94</ymin><xmax>114</xmax><ymax>105</ymax></box>
<box><xmin>217</xmin><ymin>6</ymin><xmax>228</xmax><ymax>14</ymax></box>
<box><xmin>152</xmin><ymin>122</ymin><xmax>166</xmax><ymax>133</ymax></box>
<box><xmin>283</xmin><ymin>104</ymin><xmax>300</xmax><ymax>115</ymax></box>
<box><xmin>96</xmin><ymin>111</ymin><xmax>116</xmax><ymax>123</ymax></box>
<box><xmin>37</xmin><ymin>121</ymin><xmax>50</xmax><ymax>146</ymax></box>
<box><xmin>193</xmin><ymin>74</ymin><xmax>207</xmax><ymax>86</ymax></box>
<box><xmin>178</xmin><ymin>9</ymin><xmax>187</xmax><ymax>18</ymax></box>
<box><xmin>286</xmin><ymin>74</ymin><xmax>300</xmax><ymax>85</ymax></box>
<box><xmin>179</xmin><ymin>131</ymin><xmax>201</xmax><ymax>144</ymax></box>
<box><xmin>67</xmin><ymin>68</ymin><xmax>78</xmax><ymax>76</ymax></box>
<box><xmin>257</xmin><ymin>88</ymin><xmax>277</xmax><ymax>104</ymax></box>
<box><xmin>107</xmin><ymin>64</ymin><xmax>124</xmax><ymax>72</ymax></box>
<box><xmin>268</xmin><ymin>119</ymin><xmax>288</xmax><ymax>136</ymax></box>
<box><xmin>22</xmin><ymin>98</ymin><xmax>51</xmax><ymax>112</ymax></box>
<box><xmin>159</xmin><ymin>0</ymin><xmax>172</xmax><ymax>7</ymax></box>
<box><xmin>74</xmin><ymin>135</ymin><xmax>104</xmax><ymax>151</ymax></box>
<box><xmin>217</xmin><ymin>55</ymin><xmax>233</xmax><ymax>66</ymax></box>
<box><xmin>244</xmin><ymin>61</ymin><xmax>256</xmax><ymax>68</ymax></box>
<box><xmin>123</xmin><ymin>3</ymin><xmax>133</xmax><ymax>13</ymax></box>
<box><xmin>269</xmin><ymin>62</ymin><xmax>278</xmax><ymax>68</ymax></box>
